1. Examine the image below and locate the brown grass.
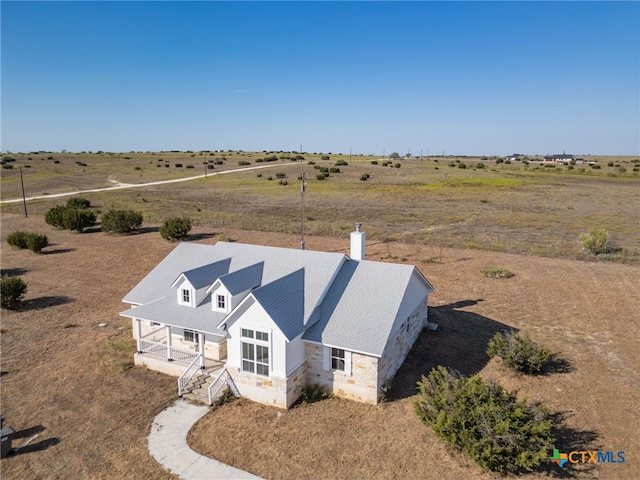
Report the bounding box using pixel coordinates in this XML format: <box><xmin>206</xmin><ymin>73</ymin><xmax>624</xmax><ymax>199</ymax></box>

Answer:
<box><xmin>2</xmin><ymin>211</ymin><xmax>638</xmax><ymax>479</ymax></box>
<box><xmin>2</xmin><ymin>152</ymin><xmax>639</xmax><ymax>262</ymax></box>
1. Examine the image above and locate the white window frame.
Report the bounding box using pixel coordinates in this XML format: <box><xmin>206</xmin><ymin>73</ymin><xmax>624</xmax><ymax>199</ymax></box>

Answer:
<box><xmin>240</xmin><ymin>328</ymin><xmax>270</xmax><ymax>377</ymax></box>
<box><xmin>323</xmin><ymin>346</ymin><xmax>352</xmax><ymax>376</ymax></box>
<box><xmin>217</xmin><ymin>294</ymin><xmax>226</xmax><ymax>310</ymax></box>
<box><xmin>184</xmin><ymin>329</ymin><xmax>199</xmax><ymax>344</ymax></box>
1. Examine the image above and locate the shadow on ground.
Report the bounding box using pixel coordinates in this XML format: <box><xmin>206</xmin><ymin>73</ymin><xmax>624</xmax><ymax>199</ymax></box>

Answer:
<box><xmin>19</xmin><ymin>296</ymin><xmax>73</xmax><ymax>311</ymax></box>
<box><xmin>389</xmin><ymin>299</ymin><xmax>513</xmax><ymax>400</ymax></box>
<box><xmin>538</xmin><ymin>412</ymin><xmax>602</xmax><ymax>478</ymax></box>
<box><xmin>0</xmin><ymin>268</ymin><xmax>29</xmax><ymax>277</ymax></box>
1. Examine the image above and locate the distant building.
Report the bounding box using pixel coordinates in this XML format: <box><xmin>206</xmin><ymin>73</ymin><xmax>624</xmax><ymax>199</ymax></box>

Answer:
<box><xmin>544</xmin><ymin>154</ymin><xmax>575</xmax><ymax>163</ymax></box>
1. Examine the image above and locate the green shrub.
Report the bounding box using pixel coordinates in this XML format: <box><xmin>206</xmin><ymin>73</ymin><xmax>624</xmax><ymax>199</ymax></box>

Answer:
<box><xmin>360</xmin><ymin>173</ymin><xmax>370</xmax><ymax>181</ymax></box>
<box><xmin>62</xmin><ymin>207</ymin><xmax>96</xmax><ymax>232</ymax></box>
<box><xmin>45</xmin><ymin>205</ymin><xmax>96</xmax><ymax>232</ymax></box>
<box><xmin>45</xmin><ymin>205</ymin><xmax>67</xmax><ymax>228</ymax></box>
<box><xmin>1</xmin><ymin>275</ymin><xmax>27</xmax><ymax>310</ymax></box>
<box><xmin>6</xmin><ymin>231</ymin><xmax>28</xmax><ymax>249</ymax></box>
<box><xmin>238</xmin><ymin>161</ymin><xmax>250</xmax><ymax>166</ymax></box>
<box><xmin>275</xmin><ymin>172</ymin><xmax>287</xmax><ymax>178</ymax></box>
<box><xmin>371</xmin><ymin>160</ymin><xmax>378</xmax><ymax>165</ymax></box>
<box><xmin>321</xmin><ymin>155</ymin><xmax>330</xmax><ymax>161</ymax></box>
<box><xmin>66</xmin><ymin>196</ymin><xmax>92</xmax><ymax>209</ymax></box>
<box><xmin>394</xmin><ymin>162</ymin><xmax>401</xmax><ymax>168</ymax></box>
<box><xmin>175</xmin><ymin>163</ymin><xmax>183</xmax><ymax>168</ymax></box>
<box><xmin>580</xmin><ymin>227</ymin><xmax>609</xmax><ymax>255</ymax></box>
<box><xmin>24</xmin><ymin>232</ymin><xmax>48</xmax><ymax>253</ymax></box>
<box><xmin>476</xmin><ymin>162</ymin><xmax>485</xmax><ymax>169</ymax></box>
<box><xmin>329</xmin><ymin>167</ymin><xmax>341</xmax><ymax>173</ymax></box>
<box><xmin>101</xmin><ymin>209</ymin><xmax>143</xmax><ymax>234</ymax></box>
<box><xmin>482</xmin><ymin>267</ymin><xmax>514</xmax><ymax>278</ymax></box>
<box><xmin>335</xmin><ymin>160</ymin><xmax>348</xmax><ymax>166</ymax></box>
<box><xmin>299</xmin><ymin>383</ymin><xmax>330</xmax><ymax>404</ymax></box>
<box><xmin>414</xmin><ymin>366</ymin><xmax>554</xmax><ymax>473</ymax></box>
<box><xmin>457</xmin><ymin>162</ymin><xmax>467</xmax><ymax>169</ymax></box>
<box><xmin>160</xmin><ymin>217</ymin><xmax>192</xmax><ymax>241</ymax></box>
<box><xmin>487</xmin><ymin>331</ymin><xmax>551</xmax><ymax>373</ymax></box>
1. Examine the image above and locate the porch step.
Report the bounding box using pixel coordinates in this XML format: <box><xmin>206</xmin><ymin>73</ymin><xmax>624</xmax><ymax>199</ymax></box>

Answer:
<box><xmin>182</xmin><ymin>369</ymin><xmax>222</xmax><ymax>405</ymax></box>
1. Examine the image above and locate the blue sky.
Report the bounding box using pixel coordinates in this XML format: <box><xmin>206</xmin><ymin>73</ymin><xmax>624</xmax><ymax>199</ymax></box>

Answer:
<box><xmin>2</xmin><ymin>1</ymin><xmax>639</xmax><ymax>156</ymax></box>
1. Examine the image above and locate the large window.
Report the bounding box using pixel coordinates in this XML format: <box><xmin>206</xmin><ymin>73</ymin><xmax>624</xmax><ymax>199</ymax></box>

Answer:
<box><xmin>331</xmin><ymin>348</ymin><xmax>345</xmax><ymax>371</ymax></box>
<box><xmin>241</xmin><ymin>328</ymin><xmax>269</xmax><ymax>377</ymax></box>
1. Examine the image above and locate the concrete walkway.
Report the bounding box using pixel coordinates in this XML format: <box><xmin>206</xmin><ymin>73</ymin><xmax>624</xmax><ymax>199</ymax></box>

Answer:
<box><xmin>149</xmin><ymin>399</ymin><xmax>262</xmax><ymax>479</ymax></box>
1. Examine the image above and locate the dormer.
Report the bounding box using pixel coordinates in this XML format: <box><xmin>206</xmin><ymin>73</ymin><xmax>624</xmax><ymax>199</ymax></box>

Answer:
<box><xmin>175</xmin><ymin>278</ymin><xmax>196</xmax><ymax>307</ymax></box>
<box><xmin>171</xmin><ymin>259</ymin><xmax>232</xmax><ymax>308</ymax></box>
<box><xmin>206</xmin><ymin>262</ymin><xmax>264</xmax><ymax>315</ymax></box>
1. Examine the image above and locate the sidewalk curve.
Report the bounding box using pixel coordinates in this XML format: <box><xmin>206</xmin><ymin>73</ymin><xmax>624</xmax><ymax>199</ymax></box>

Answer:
<box><xmin>149</xmin><ymin>399</ymin><xmax>262</xmax><ymax>479</ymax></box>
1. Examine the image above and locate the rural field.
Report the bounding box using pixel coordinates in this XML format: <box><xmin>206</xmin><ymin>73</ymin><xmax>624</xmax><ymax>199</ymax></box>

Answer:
<box><xmin>1</xmin><ymin>151</ymin><xmax>639</xmax><ymax>479</ymax></box>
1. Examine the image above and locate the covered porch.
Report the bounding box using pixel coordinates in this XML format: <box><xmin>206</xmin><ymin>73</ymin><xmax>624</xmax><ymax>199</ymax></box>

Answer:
<box><xmin>133</xmin><ymin>322</ymin><xmax>227</xmax><ymax>377</ymax></box>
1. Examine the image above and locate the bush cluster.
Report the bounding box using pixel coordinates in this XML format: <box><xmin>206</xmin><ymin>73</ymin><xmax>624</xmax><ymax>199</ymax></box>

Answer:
<box><xmin>45</xmin><ymin>197</ymin><xmax>96</xmax><ymax>233</ymax></box>
<box><xmin>101</xmin><ymin>209</ymin><xmax>143</xmax><ymax>234</ymax></box>
<box><xmin>160</xmin><ymin>217</ymin><xmax>192</xmax><ymax>241</ymax></box>
<box><xmin>487</xmin><ymin>331</ymin><xmax>551</xmax><ymax>373</ymax></box>
<box><xmin>6</xmin><ymin>231</ymin><xmax>49</xmax><ymax>253</ymax></box>
<box><xmin>414</xmin><ymin>366</ymin><xmax>554</xmax><ymax>473</ymax></box>
<box><xmin>1</xmin><ymin>275</ymin><xmax>27</xmax><ymax>310</ymax></box>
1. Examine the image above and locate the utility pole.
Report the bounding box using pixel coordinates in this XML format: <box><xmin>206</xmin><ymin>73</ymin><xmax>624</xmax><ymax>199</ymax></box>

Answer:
<box><xmin>19</xmin><ymin>166</ymin><xmax>28</xmax><ymax>218</ymax></box>
<box><xmin>300</xmin><ymin>171</ymin><xmax>307</xmax><ymax>250</ymax></box>
<box><xmin>204</xmin><ymin>152</ymin><xmax>207</xmax><ymax>178</ymax></box>
<box><xmin>349</xmin><ymin>147</ymin><xmax>352</xmax><ymax>165</ymax></box>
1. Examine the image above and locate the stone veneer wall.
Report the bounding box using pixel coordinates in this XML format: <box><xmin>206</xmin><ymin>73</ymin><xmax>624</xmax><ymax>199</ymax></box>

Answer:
<box><xmin>304</xmin><ymin>343</ymin><xmax>379</xmax><ymax>404</ymax></box>
<box><xmin>227</xmin><ymin>361</ymin><xmax>307</xmax><ymax>409</ymax></box>
<box><xmin>376</xmin><ymin>296</ymin><xmax>429</xmax><ymax>392</ymax></box>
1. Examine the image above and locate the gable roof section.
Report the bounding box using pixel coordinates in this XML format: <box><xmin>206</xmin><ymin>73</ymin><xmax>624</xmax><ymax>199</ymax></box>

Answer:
<box><xmin>122</xmin><ymin>243</ymin><xmax>231</xmax><ymax>305</ymax></box>
<box><xmin>171</xmin><ymin>260</ymin><xmax>232</xmax><ymax>290</ymax></box>
<box><xmin>251</xmin><ymin>269</ymin><xmax>305</xmax><ymax>341</ymax></box>
<box><xmin>303</xmin><ymin>259</ymin><xmax>432</xmax><ymax>356</ymax></box>
<box><xmin>209</xmin><ymin>262</ymin><xmax>264</xmax><ymax>295</ymax></box>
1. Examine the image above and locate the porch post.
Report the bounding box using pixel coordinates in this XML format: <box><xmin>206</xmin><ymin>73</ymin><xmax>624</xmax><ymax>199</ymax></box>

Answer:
<box><xmin>199</xmin><ymin>333</ymin><xmax>205</xmax><ymax>368</ymax></box>
<box><xmin>135</xmin><ymin>319</ymin><xmax>142</xmax><ymax>353</ymax></box>
<box><xmin>166</xmin><ymin>325</ymin><xmax>173</xmax><ymax>361</ymax></box>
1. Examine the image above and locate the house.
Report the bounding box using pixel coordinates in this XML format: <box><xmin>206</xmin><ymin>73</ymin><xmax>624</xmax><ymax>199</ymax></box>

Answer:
<box><xmin>121</xmin><ymin>224</ymin><xmax>434</xmax><ymax>408</ymax></box>
<box><xmin>544</xmin><ymin>153</ymin><xmax>575</xmax><ymax>163</ymax></box>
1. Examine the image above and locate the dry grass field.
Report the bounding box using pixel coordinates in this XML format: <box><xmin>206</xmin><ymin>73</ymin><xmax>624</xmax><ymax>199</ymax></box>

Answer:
<box><xmin>1</xmin><ymin>211</ymin><xmax>638</xmax><ymax>479</ymax></box>
<box><xmin>1</xmin><ymin>151</ymin><xmax>639</xmax><ymax>479</ymax></box>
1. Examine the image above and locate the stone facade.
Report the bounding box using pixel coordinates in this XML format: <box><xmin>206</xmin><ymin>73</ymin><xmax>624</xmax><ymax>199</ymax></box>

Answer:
<box><xmin>304</xmin><ymin>343</ymin><xmax>379</xmax><ymax>404</ymax></box>
<box><xmin>377</xmin><ymin>296</ymin><xmax>428</xmax><ymax>391</ymax></box>
<box><xmin>227</xmin><ymin>361</ymin><xmax>307</xmax><ymax>409</ymax></box>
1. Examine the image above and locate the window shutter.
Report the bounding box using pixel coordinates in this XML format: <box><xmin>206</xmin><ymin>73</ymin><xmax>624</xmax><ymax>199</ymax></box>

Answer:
<box><xmin>344</xmin><ymin>351</ymin><xmax>352</xmax><ymax>376</ymax></box>
<box><xmin>322</xmin><ymin>346</ymin><xmax>330</xmax><ymax>371</ymax></box>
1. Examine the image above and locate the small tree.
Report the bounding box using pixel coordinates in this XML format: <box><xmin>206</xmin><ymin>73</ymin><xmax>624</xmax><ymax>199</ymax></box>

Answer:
<box><xmin>160</xmin><ymin>217</ymin><xmax>192</xmax><ymax>241</ymax></box>
<box><xmin>487</xmin><ymin>331</ymin><xmax>551</xmax><ymax>374</ymax></box>
<box><xmin>415</xmin><ymin>366</ymin><xmax>554</xmax><ymax>473</ymax></box>
<box><xmin>102</xmin><ymin>209</ymin><xmax>143</xmax><ymax>234</ymax></box>
<box><xmin>1</xmin><ymin>275</ymin><xmax>27</xmax><ymax>310</ymax></box>
<box><xmin>580</xmin><ymin>227</ymin><xmax>609</xmax><ymax>255</ymax></box>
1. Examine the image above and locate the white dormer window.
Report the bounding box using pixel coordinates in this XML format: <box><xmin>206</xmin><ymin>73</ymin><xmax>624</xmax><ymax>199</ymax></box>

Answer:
<box><xmin>177</xmin><ymin>283</ymin><xmax>194</xmax><ymax>307</ymax></box>
<box><xmin>217</xmin><ymin>294</ymin><xmax>226</xmax><ymax>310</ymax></box>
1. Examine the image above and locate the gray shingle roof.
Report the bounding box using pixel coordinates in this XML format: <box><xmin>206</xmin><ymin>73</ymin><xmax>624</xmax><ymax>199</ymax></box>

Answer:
<box><xmin>176</xmin><ymin>260</ymin><xmax>231</xmax><ymax>290</ymax></box>
<box><xmin>121</xmin><ymin>241</ymin><xmax>433</xmax><ymax>356</ymax></box>
<box><xmin>215</xmin><ymin>262</ymin><xmax>264</xmax><ymax>295</ymax></box>
<box><xmin>303</xmin><ymin>259</ymin><xmax>433</xmax><ymax>356</ymax></box>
